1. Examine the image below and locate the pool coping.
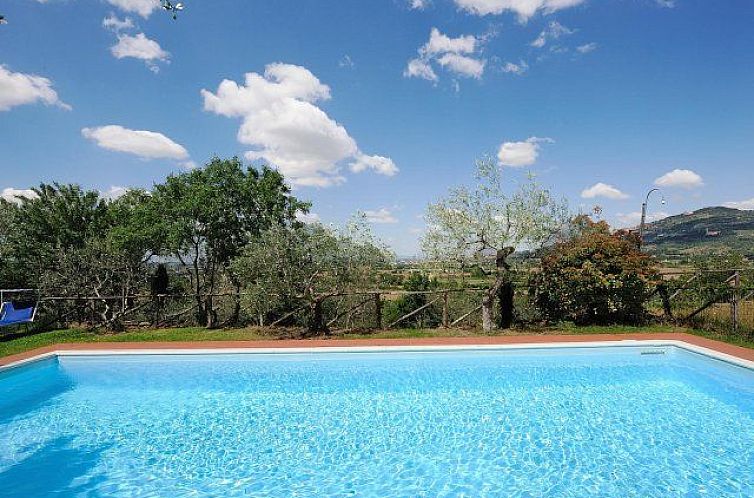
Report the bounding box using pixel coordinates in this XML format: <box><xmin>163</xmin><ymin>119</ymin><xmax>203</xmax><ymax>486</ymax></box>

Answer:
<box><xmin>2</xmin><ymin>332</ymin><xmax>754</xmax><ymax>372</ymax></box>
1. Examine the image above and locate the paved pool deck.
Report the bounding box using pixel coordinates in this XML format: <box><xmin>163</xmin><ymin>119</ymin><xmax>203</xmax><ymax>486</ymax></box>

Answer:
<box><xmin>2</xmin><ymin>332</ymin><xmax>754</xmax><ymax>368</ymax></box>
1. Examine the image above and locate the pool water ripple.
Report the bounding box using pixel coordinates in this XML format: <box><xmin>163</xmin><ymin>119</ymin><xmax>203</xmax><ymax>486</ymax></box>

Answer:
<box><xmin>1</xmin><ymin>347</ymin><xmax>754</xmax><ymax>497</ymax></box>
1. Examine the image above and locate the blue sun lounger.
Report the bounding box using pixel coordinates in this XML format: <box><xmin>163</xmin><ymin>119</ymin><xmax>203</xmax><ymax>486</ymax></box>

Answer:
<box><xmin>0</xmin><ymin>301</ymin><xmax>37</xmax><ymax>328</ymax></box>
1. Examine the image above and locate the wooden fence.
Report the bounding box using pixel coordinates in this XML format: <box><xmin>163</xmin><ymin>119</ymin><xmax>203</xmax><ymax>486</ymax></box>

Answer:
<box><xmin>2</xmin><ymin>268</ymin><xmax>753</xmax><ymax>336</ymax></box>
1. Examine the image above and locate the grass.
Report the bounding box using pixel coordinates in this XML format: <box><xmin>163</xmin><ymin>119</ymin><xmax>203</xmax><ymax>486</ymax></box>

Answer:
<box><xmin>2</xmin><ymin>322</ymin><xmax>752</xmax><ymax>359</ymax></box>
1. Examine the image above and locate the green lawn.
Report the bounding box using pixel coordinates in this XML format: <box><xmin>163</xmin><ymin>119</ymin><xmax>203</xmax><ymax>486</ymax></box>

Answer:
<box><xmin>2</xmin><ymin>323</ymin><xmax>752</xmax><ymax>359</ymax></box>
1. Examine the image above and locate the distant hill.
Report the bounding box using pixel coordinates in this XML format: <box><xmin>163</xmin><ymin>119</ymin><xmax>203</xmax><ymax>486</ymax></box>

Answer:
<box><xmin>643</xmin><ymin>206</ymin><xmax>754</xmax><ymax>260</ymax></box>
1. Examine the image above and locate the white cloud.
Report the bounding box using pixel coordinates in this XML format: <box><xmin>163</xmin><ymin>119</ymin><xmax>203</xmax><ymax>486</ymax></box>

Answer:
<box><xmin>656</xmin><ymin>0</ymin><xmax>675</xmax><ymax>8</ymax></box>
<box><xmin>497</xmin><ymin>137</ymin><xmax>552</xmax><ymax>167</ymax></box>
<box><xmin>437</xmin><ymin>53</ymin><xmax>486</xmax><ymax>79</ymax></box>
<box><xmin>454</xmin><ymin>0</ymin><xmax>585</xmax><ymax>21</ymax></box>
<box><xmin>531</xmin><ymin>20</ymin><xmax>575</xmax><ymax>48</ymax></box>
<box><xmin>102</xmin><ymin>14</ymin><xmax>134</xmax><ymax>32</ymax></box>
<box><xmin>723</xmin><ymin>198</ymin><xmax>754</xmax><ymax>211</ymax></box>
<box><xmin>422</xmin><ymin>28</ymin><xmax>477</xmax><ymax>56</ymax></box>
<box><xmin>350</xmin><ymin>153</ymin><xmax>399</xmax><ymax>176</ymax></box>
<box><xmin>201</xmin><ymin>63</ymin><xmax>397</xmax><ymax>188</ymax></box>
<box><xmin>296</xmin><ymin>211</ymin><xmax>321</xmax><ymax>224</ymax></box>
<box><xmin>576</xmin><ymin>42</ymin><xmax>598</xmax><ymax>53</ymax></box>
<box><xmin>654</xmin><ymin>169</ymin><xmax>704</xmax><ymax>189</ymax></box>
<box><xmin>501</xmin><ymin>60</ymin><xmax>529</xmax><ymax>75</ymax></box>
<box><xmin>1</xmin><ymin>188</ymin><xmax>38</xmax><ymax>204</ymax></box>
<box><xmin>364</xmin><ymin>208</ymin><xmax>398</xmax><ymax>224</ymax></box>
<box><xmin>101</xmin><ymin>186</ymin><xmax>130</xmax><ymax>201</ymax></box>
<box><xmin>405</xmin><ymin>28</ymin><xmax>486</xmax><ymax>84</ymax></box>
<box><xmin>110</xmin><ymin>33</ymin><xmax>170</xmax><ymax>72</ymax></box>
<box><xmin>404</xmin><ymin>58</ymin><xmax>438</xmax><ymax>81</ymax></box>
<box><xmin>106</xmin><ymin>0</ymin><xmax>160</xmax><ymax>18</ymax></box>
<box><xmin>82</xmin><ymin>125</ymin><xmax>189</xmax><ymax>160</ymax></box>
<box><xmin>616</xmin><ymin>210</ymin><xmax>669</xmax><ymax>227</ymax></box>
<box><xmin>0</xmin><ymin>65</ymin><xmax>71</xmax><ymax>112</ymax></box>
<box><xmin>409</xmin><ymin>0</ymin><xmax>430</xmax><ymax>9</ymax></box>
<box><xmin>581</xmin><ymin>182</ymin><xmax>629</xmax><ymax>200</ymax></box>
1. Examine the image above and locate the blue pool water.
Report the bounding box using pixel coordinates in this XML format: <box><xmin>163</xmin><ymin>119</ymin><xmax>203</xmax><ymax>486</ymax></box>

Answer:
<box><xmin>2</xmin><ymin>346</ymin><xmax>754</xmax><ymax>497</ymax></box>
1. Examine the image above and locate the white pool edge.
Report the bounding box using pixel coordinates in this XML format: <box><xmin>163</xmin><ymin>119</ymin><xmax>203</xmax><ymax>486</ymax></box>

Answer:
<box><xmin>3</xmin><ymin>339</ymin><xmax>754</xmax><ymax>373</ymax></box>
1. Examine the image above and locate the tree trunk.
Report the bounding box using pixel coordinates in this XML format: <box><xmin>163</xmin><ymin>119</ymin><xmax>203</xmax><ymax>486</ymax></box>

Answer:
<box><xmin>496</xmin><ymin>278</ymin><xmax>514</xmax><ymax>329</ymax></box>
<box><xmin>481</xmin><ymin>246</ymin><xmax>515</xmax><ymax>332</ymax></box>
<box><xmin>481</xmin><ymin>291</ymin><xmax>494</xmax><ymax>332</ymax></box>
<box><xmin>229</xmin><ymin>277</ymin><xmax>242</xmax><ymax>326</ymax></box>
<box><xmin>658</xmin><ymin>283</ymin><xmax>673</xmax><ymax>319</ymax></box>
<box><xmin>192</xmin><ymin>256</ymin><xmax>206</xmax><ymax>326</ymax></box>
<box><xmin>205</xmin><ymin>295</ymin><xmax>217</xmax><ymax>328</ymax></box>
<box><xmin>307</xmin><ymin>296</ymin><xmax>328</xmax><ymax>335</ymax></box>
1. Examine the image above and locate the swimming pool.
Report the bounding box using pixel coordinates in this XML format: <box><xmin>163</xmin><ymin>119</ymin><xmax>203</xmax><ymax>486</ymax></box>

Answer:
<box><xmin>2</xmin><ymin>343</ymin><xmax>754</xmax><ymax>497</ymax></box>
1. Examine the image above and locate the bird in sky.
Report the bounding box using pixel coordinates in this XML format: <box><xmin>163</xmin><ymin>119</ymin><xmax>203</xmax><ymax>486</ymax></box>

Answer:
<box><xmin>161</xmin><ymin>1</ymin><xmax>184</xmax><ymax>20</ymax></box>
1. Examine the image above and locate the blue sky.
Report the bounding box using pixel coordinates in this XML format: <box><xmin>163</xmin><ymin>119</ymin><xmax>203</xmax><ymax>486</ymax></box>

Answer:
<box><xmin>1</xmin><ymin>0</ymin><xmax>753</xmax><ymax>255</ymax></box>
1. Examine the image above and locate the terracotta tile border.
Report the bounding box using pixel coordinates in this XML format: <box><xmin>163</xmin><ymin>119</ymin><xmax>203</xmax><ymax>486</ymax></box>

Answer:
<box><xmin>3</xmin><ymin>332</ymin><xmax>754</xmax><ymax>368</ymax></box>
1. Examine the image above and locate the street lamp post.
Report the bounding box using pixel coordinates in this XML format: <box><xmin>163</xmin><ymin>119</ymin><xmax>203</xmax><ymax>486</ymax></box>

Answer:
<box><xmin>638</xmin><ymin>188</ymin><xmax>665</xmax><ymax>248</ymax></box>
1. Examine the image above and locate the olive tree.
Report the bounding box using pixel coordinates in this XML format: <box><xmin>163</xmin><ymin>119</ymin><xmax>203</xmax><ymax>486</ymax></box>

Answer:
<box><xmin>232</xmin><ymin>215</ymin><xmax>391</xmax><ymax>334</ymax></box>
<box><xmin>422</xmin><ymin>157</ymin><xmax>569</xmax><ymax>331</ymax></box>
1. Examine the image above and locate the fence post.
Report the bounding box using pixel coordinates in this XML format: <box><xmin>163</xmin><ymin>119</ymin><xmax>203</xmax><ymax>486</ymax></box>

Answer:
<box><xmin>442</xmin><ymin>291</ymin><xmax>449</xmax><ymax>328</ymax></box>
<box><xmin>732</xmin><ymin>271</ymin><xmax>740</xmax><ymax>334</ymax></box>
<box><xmin>374</xmin><ymin>293</ymin><xmax>382</xmax><ymax>329</ymax></box>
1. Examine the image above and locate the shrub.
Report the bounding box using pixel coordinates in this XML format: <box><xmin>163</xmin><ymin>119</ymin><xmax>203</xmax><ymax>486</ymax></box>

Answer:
<box><xmin>529</xmin><ymin>216</ymin><xmax>659</xmax><ymax>325</ymax></box>
<box><xmin>383</xmin><ymin>272</ymin><xmax>441</xmax><ymax>328</ymax></box>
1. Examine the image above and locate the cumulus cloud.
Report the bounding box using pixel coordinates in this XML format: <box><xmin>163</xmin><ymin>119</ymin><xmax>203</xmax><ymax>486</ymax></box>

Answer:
<box><xmin>616</xmin><ymin>210</ymin><xmax>669</xmax><ymax>227</ymax></box>
<box><xmin>454</xmin><ymin>0</ymin><xmax>585</xmax><ymax>21</ymax></box>
<box><xmin>201</xmin><ymin>63</ymin><xmax>398</xmax><ymax>188</ymax></box>
<box><xmin>101</xmin><ymin>185</ymin><xmax>130</xmax><ymax>201</ymax></box>
<box><xmin>81</xmin><ymin>125</ymin><xmax>189</xmax><ymax>160</ymax></box>
<box><xmin>723</xmin><ymin>198</ymin><xmax>754</xmax><ymax>211</ymax></box>
<box><xmin>531</xmin><ymin>21</ymin><xmax>575</xmax><ymax>48</ymax></box>
<box><xmin>576</xmin><ymin>42</ymin><xmax>598</xmax><ymax>53</ymax></box>
<box><xmin>106</xmin><ymin>0</ymin><xmax>160</xmax><ymax>18</ymax></box>
<box><xmin>364</xmin><ymin>208</ymin><xmax>398</xmax><ymax>224</ymax></box>
<box><xmin>437</xmin><ymin>53</ymin><xmax>486</xmax><ymax>79</ymax></box>
<box><xmin>404</xmin><ymin>28</ymin><xmax>486</xmax><ymax>84</ymax></box>
<box><xmin>501</xmin><ymin>60</ymin><xmax>529</xmax><ymax>75</ymax></box>
<box><xmin>654</xmin><ymin>169</ymin><xmax>704</xmax><ymax>189</ymax></box>
<box><xmin>423</xmin><ymin>28</ymin><xmax>478</xmax><ymax>55</ymax></box>
<box><xmin>581</xmin><ymin>182</ymin><xmax>629</xmax><ymax>200</ymax></box>
<box><xmin>0</xmin><ymin>65</ymin><xmax>71</xmax><ymax>112</ymax></box>
<box><xmin>497</xmin><ymin>137</ymin><xmax>552</xmax><ymax>167</ymax></box>
<box><xmin>102</xmin><ymin>14</ymin><xmax>134</xmax><ymax>32</ymax></box>
<box><xmin>111</xmin><ymin>33</ymin><xmax>170</xmax><ymax>72</ymax></box>
<box><xmin>1</xmin><ymin>188</ymin><xmax>38</xmax><ymax>204</ymax></box>
<box><xmin>350</xmin><ymin>153</ymin><xmax>399</xmax><ymax>176</ymax></box>
<box><xmin>404</xmin><ymin>58</ymin><xmax>438</xmax><ymax>81</ymax></box>
<box><xmin>296</xmin><ymin>211</ymin><xmax>321</xmax><ymax>224</ymax></box>
<box><xmin>409</xmin><ymin>0</ymin><xmax>430</xmax><ymax>9</ymax></box>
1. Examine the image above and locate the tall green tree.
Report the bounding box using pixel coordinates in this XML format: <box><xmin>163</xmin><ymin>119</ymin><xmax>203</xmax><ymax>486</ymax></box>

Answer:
<box><xmin>0</xmin><ymin>200</ymin><xmax>23</xmax><ymax>288</ymax></box>
<box><xmin>5</xmin><ymin>183</ymin><xmax>109</xmax><ymax>286</ymax></box>
<box><xmin>149</xmin><ymin>157</ymin><xmax>310</xmax><ymax>327</ymax></box>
